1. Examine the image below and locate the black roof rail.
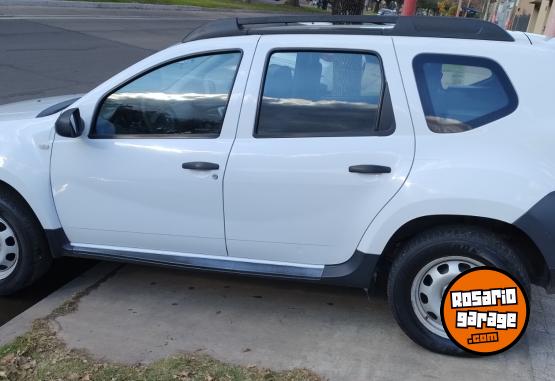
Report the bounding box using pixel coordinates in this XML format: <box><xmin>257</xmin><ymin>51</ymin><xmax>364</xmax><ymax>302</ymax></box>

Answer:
<box><xmin>183</xmin><ymin>16</ymin><xmax>514</xmax><ymax>43</ymax></box>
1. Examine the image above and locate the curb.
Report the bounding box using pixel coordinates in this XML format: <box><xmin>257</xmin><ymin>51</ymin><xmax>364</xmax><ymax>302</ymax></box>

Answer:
<box><xmin>0</xmin><ymin>262</ymin><xmax>121</xmax><ymax>347</ymax></box>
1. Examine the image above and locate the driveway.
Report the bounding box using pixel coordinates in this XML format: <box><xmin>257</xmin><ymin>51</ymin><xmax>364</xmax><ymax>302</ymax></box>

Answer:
<box><xmin>53</xmin><ymin>264</ymin><xmax>555</xmax><ymax>381</ymax></box>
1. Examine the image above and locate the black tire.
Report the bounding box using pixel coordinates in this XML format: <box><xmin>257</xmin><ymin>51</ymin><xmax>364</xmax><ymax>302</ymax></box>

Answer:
<box><xmin>0</xmin><ymin>189</ymin><xmax>52</xmax><ymax>296</ymax></box>
<box><xmin>387</xmin><ymin>225</ymin><xmax>530</xmax><ymax>356</ymax></box>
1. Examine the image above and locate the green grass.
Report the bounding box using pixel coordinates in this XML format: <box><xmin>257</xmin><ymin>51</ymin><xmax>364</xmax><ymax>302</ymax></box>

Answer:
<box><xmin>0</xmin><ymin>289</ymin><xmax>323</xmax><ymax>381</ymax></box>
<box><xmin>69</xmin><ymin>0</ymin><xmax>324</xmax><ymax>13</ymax></box>
<box><xmin>0</xmin><ymin>320</ymin><xmax>322</xmax><ymax>380</ymax></box>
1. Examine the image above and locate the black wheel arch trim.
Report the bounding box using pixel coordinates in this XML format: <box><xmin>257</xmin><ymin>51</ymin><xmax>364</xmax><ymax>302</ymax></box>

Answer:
<box><xmin>514</xmin><ymin>191</ymin><xmax>555</xmax><ymax>292</ymax></box>
<box><xmin>44</xmin><ymin>228</ymin><xmax>70</xmax><ymax>258</ymax></box>
<box><xmin>321</xmin><ymin>250</ymin><xmax>379</xmax><ymax>288</ymax></box>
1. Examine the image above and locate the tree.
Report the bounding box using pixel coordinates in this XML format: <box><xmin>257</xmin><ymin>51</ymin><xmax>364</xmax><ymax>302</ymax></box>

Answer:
<box><xmin>417</xmin><ymin>0</ymin><xmax>439</xmax><ymax>15</ymax></box>
<box><xmin>332</xmin><ymin>0</ymin><xmax>366</xmax><ymax>15</ymax></box>
<box><xmin>285</xmin><ymin>0</ymin><xmax>300</xmax><ymax>6</ymax></box>
<box><xmin>328</xmin><ymin>0</ymin><xmax>365</xmax><ymax>97</ymax></box>
<box><xmin>437</xmin><ymin>0</ymin><xmax>458</xmax><ymax>15</ymax></box>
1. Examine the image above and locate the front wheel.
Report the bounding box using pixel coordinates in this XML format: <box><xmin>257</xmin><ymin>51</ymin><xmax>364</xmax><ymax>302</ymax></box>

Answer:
<box><xmin>387</xmin><ymin>226</ymin><xmax>530</xmax><ymax>355</ymax></box>
<box><xmin>0</xmin><ymin>216</ymin><xmax>20</xmax><ymax>281</ymax></box>
<box><xmin>0</xmin><ymin>191</ymin><xmax>51</xmax><ymax>295</ymax></box>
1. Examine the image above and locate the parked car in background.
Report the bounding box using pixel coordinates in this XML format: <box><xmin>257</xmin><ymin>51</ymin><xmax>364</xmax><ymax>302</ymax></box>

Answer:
<box><xmin>0</xmin><ymin>16</ymin><xmax>553</xmax><ymax>355</ymax></box>
<box><xmin>378</xmin><ymin>8</ymin><xmax>398</xmax><ymax>16</ymax></box>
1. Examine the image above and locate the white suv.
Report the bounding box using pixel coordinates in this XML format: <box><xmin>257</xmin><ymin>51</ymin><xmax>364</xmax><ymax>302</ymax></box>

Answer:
<box><xmin>0</xmin><ymin>16</ymin><xmax>553</xmax><ymax>355</ymax></box>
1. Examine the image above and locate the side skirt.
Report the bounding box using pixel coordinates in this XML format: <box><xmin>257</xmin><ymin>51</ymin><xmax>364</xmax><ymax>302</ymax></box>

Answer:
<box><xmin>46</xmin><ymin>229</ymin><xmax>379</xmax><ymax>288</ymax></box>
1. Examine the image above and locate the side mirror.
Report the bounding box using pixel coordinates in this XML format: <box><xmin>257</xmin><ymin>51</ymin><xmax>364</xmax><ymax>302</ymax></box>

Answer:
<box><xmin>55</xmin><ymin>108</ymin><xmax>85</xmax><ymax>138</ymax></box>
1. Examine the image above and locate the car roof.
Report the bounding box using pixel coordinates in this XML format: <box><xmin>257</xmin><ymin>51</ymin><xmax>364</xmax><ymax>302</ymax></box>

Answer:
<box><xmin>183</xmin><ymin>16</ymin><xmax>515</xmax><ymax>43</ymax></box>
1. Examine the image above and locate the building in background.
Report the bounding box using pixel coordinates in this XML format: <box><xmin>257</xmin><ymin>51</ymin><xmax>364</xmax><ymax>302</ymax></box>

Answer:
<box><xmin>487</xmin><ymin>0</ymin><xmax>553</xmax><ymax>34</ymax></box>
<box><xmin>521</xmin><ymin>0</ymin><xmax>552</xmax><ymax>33</ymax></box>
<box><xmin>494</xmin><ymin>0</ymin><xmax>518</xmax><ymax>28</ymax></box>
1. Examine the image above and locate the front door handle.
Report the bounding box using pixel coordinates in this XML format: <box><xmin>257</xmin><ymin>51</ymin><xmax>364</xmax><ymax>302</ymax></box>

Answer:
<box><xmin>349</xmin><ymin>165</ymin><xmax>391</xmax><ymax>174</ymax></box>
<box><xmin>182</xmin><ymin>162</ymin><xmax>220</xmax><ymax>171</ymax></box>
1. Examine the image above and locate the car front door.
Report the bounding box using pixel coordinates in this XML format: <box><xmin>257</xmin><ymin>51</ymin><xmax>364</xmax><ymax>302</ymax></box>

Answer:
<box><xmin>51</xmin><ymin>37</ymin><xmax>258</xmax><ymax>257</ymax></box>
<box><xmin>223</xmin><ymin>35</ymin><xmax>415</xmax><ymax>265</ymax></box>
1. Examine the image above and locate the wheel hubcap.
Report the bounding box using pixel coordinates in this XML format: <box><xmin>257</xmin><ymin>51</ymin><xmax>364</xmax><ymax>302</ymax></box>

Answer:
<box><xmin>410</xmin><ymin>256</ymin><xmax>484</xmax><ymax>338</ymax></box>
<box><xmin>0</xmin><ymin>217</ymin><xmax>19</xmax><ymax>280</ymax></box>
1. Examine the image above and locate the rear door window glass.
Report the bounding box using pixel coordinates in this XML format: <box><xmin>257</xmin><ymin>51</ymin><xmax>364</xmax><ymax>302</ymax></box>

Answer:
<box><xmin>256</xmin><ymin>51</ymin><xmax>391</xmax><ymax>138</ymax></box>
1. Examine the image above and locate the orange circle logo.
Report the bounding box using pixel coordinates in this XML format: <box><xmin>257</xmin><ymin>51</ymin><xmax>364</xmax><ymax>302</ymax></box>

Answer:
<box><xmin>441</xmin><ymin>267</ymin><xmax>529</xmax><ymax>355</ymax></box>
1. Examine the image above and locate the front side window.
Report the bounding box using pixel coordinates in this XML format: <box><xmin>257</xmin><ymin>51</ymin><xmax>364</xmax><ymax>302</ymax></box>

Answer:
<box><xmin>413</xmin><ymin>54</ymin><xmax>518</xmax><ymax>133</ymax></box>
<box><xmin>92</xmin><ymin>51</ymin><xmax>242</xmax><ymax>138</ymax></box>
<box><xmin>256</xmin><ymin>50</ymin><xmax>388</xmax><ymax>138</ymax></box>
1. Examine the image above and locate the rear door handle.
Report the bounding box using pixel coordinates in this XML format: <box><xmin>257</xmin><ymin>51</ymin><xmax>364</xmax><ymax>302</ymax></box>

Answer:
<box><xmin>349</xmin><ymin>165</ymin><xmax>391</xmax><ymax>174</ymax></box>
<box><xmin>182</xmin><ymin>162</ymin><xmax>220</xmax><ymax>171</ymax></box>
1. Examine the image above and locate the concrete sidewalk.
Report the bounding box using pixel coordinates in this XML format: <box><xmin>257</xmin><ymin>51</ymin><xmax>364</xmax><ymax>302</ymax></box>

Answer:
<box><xmin>3</xmin><ymin>263</ymin><xmax>554</xmax><ymax>381</ymax></box>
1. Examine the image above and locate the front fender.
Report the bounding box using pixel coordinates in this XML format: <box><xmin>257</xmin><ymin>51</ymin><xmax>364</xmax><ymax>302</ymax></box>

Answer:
<box><xmin>0</xmin><ymin>116</ymin><xmax>61</xmax><ymax>230</ymax></box>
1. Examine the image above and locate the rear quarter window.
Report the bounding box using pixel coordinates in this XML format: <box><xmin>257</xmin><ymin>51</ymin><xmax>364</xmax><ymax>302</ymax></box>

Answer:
<box><xmin>413</xmin><ymin>54</ymin><xmax>518</xmax><ymax>133</ymax></box>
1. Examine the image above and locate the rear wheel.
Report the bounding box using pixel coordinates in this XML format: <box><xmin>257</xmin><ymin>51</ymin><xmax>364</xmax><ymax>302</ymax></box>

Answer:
<box><xmin>410</xmin><ymin>256</ymin><xmax>484</xmax><ymax>339</ymax></box>
<box><xmin>0</xmin><ymin>191</ymin><xmax>52</xmax><ymax>296</ymax></box>
<box><xmin>387</xmin><ymin>226</ymin><xmax>530</xmax><ymax>355</ymax></box>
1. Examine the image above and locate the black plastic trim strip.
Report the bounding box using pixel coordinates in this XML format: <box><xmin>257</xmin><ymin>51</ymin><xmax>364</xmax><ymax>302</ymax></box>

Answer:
<box><xmin>322</xmin><ymin>250</ymin><xmax>378</xmax><ymax>288</ymax></box>
<box><xmin>36</xmin><ymin>97</ymin><xmax>80</xmax><ymax>118</ymax></box>
<box><xmin>45</xmin><ymin>229</ymin><xmax>378</xmax><ymax>288</ymax></box>
<box><xmin>183</xmin><ymin>16</ymin><xmax>514</xmax><ymax>43</ymax></box>
<box><xmin>66</xmin><ymin>245</ymin><xmax>324</xmax><ymax>279</ymax></box>
<box><xmin>44</xmin><ymin>228</ymin><xmax>70</xmax><ymax>258</ymax></box>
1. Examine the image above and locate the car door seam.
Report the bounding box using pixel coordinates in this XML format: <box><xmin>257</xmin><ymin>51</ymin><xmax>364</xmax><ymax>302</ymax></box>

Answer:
<box><xmin>221</xmin><ymin>35</ymin><xmax>263</xmax><ymax>257</ymax></box>
<box><xmin>354</xmin><ymin>37</ymin><xmax>418</xmax><ymax>253</ymax></box>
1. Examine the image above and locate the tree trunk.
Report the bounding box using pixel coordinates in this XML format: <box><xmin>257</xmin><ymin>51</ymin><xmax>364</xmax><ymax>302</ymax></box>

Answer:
<box><xmin>332</xmin><ymin>0</ymin><xmax>366</xmax><ymax>15</ymax></box>
<box><xmin>329</xmin><ymin>0</ymin><xmax>365</xmax><ymax>95</ymax></box>
<box><xmin>331</xmin><ymin>54</ymin><xmax>363</xmax><ymax>98</ymax></box>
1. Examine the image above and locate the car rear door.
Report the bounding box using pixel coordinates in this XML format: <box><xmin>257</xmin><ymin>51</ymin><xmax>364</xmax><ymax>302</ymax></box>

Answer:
<box><xmin>223</xmin><ymin>34</ymin><xmax>415</xmax><ymax>265</ymax></box>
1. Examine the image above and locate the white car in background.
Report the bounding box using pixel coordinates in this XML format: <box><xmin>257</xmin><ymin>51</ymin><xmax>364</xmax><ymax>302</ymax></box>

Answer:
<box><xmin>378</xmin><ymin>8</ymin><xmax>398</xmax><ymax>16</ymax></box>
<box><xmin>0</xmin><ymin>15</ymin><xmax>553</xmax><ymax>355</ymax></box>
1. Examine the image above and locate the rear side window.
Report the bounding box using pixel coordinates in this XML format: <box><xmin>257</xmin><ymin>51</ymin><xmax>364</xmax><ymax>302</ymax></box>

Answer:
<box><xmin>413</xmin><ymin>54</ymin><xmax>518</xmax><ymax>133</ymax></box>
<box><xmin>256</xmin><ymin>50</ymin><xmax>392</xmax><ymax>138</ymax></box>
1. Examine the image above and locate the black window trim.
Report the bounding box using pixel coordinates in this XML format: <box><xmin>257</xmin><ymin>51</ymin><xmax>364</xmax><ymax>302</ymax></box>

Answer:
<box><xmin>89</xmin><ymin>49</ymin><xmax>244</xmax><ymax>140</ymax></box>
<box><xmin>412</xmin><ymin>53</ymin><xmax>519</xmax><ymax>133</ymax></box>
<box><xmin>253</xmin><ymin>48</ymin><xmax>396</xmax><ymax>139</ymax></box>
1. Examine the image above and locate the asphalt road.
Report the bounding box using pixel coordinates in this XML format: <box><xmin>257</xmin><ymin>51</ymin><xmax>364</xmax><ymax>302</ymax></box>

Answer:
<box><xmin>0</xmin><ymin>2</ymin><xmax>270</xmax><ymax>104</ymax></box>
